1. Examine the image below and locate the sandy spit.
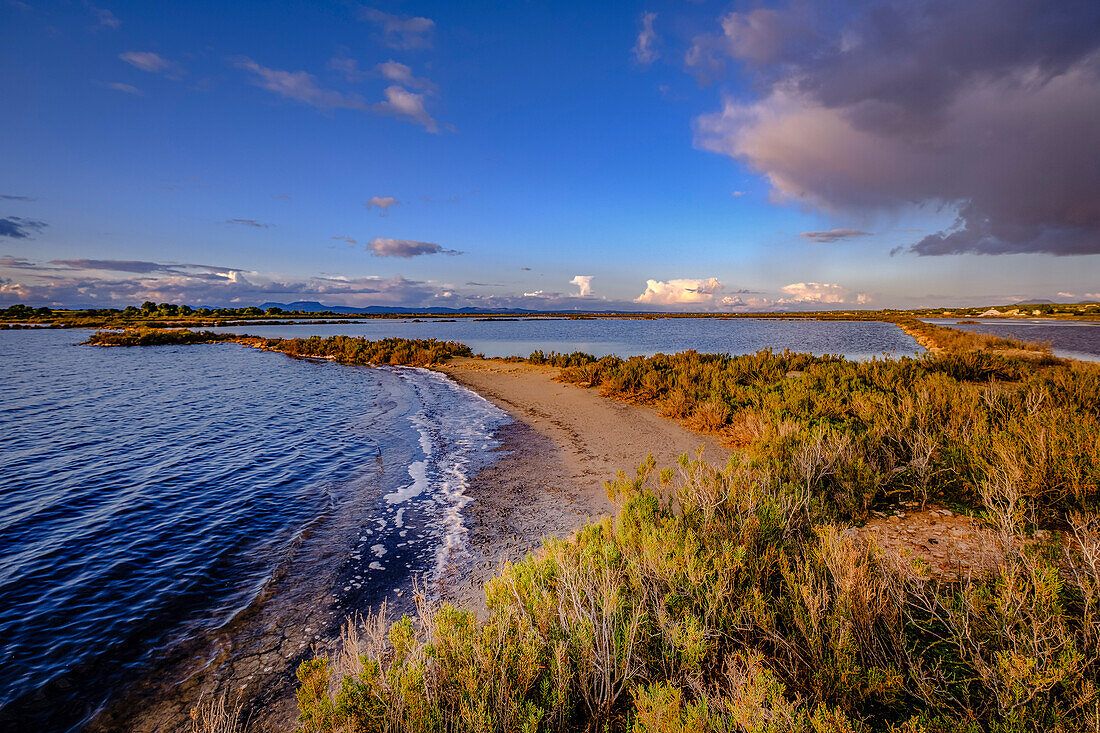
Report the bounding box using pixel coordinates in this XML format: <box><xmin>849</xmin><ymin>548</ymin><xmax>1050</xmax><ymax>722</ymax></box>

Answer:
<box><xmin>434</xmin><ymin>357</ymin><xmax>729</xmax><ymax>612</ymax></box>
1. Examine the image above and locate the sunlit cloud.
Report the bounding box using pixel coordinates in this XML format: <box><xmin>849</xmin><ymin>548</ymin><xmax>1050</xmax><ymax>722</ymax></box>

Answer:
<box><xmin>569</xmin><ymin>275</ymin><xmax>594</xmax><ymax>297</ymax></box>
<box><xmin>367</xmin><ymin>238</ymin><xmax>461</xmax><ymax>257</ymax></box>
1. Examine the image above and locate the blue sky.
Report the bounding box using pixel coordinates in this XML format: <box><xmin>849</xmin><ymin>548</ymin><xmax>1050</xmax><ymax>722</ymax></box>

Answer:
<box><xmin>2</xmin><ymin>0</ymin><xmax>1098</xmax><ymax>310</ymax></box>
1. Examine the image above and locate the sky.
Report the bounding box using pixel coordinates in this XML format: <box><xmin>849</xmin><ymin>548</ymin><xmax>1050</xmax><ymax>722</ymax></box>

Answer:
<box><xmin>1</xmin><ymin>0</ymin><xmax>1099</xmax><ymax>311</ymax></box>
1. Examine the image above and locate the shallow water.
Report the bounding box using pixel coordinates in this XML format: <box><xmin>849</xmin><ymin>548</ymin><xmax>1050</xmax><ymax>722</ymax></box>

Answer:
<box><xmin>0</xmin><ymin>330</ymin><xmax>506</xmax><ymax>730</ymax></box>
<box><xmin>208</xmin><ymin>317</ymin><xmax>924</xmax><ymax>360</ymax></box>
<box><xmin>922</xmin><ymin>318</ymin><xmax>1100</xmax><ymax>361</ymax></box>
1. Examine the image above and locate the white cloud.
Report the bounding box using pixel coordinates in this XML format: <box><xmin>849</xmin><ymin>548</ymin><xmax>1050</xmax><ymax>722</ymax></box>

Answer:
<box><xmin>1058</xmin><ymin>292</ymin><xmax>1076</xmax><ymax>298</ymax></box>
<box><xmin>365</xmin><ymin>196</ymin><xmax>400</xmax><ymax>214</ymax></box>
<box><xmin>569</xmin><ymin>275</ymin><xmax>593</xmax><ymax>297</ymax></box>
<box><xmin>376</xmin><ymin>61</ymin><xmax>436</xmax><ymax>91</ymax></box>
<box><xmin>93</xmin><ymin>7</ymin><xmax>120</xmax><ymax>29</ymax></box>
<box><xmin>235</xmin><ymin>57</ymin><xmax>367</xmax><ymax>111</ymax></box>
<box><xmin>635</xmin><ymin>277</ymin><xmax>725</xmax><ymax>305</ymax></box>
<box><xmin>107</xmin><ymin>82</ymin><xmax>142</xmax><ymax>95</ymax></box>
<box><xmin>358</xmin><ymin>7</ymin><xmax>435</xmax><ymax>50</ymax></box>
<box><xmin>523</xmin><ymin>290</ymin><xmax>545</xmax><ymax>297</ymax></box>
<box><xmin>778</xmin><ymin>282</ymin><xmax>868</xmax><ymax>305</ymax></box>
<box><xmin>633</xmin><ymin>12</ymin><xmax>659</xmax><ymax>64</ymax></box>
<box><xmin>119</xmin><ymin>51</ymin><xmax>183</xmax><ymax>77</ymax></box>
<box><xmin>372</xmin><ymin>86</ymin><xmax>439</xmax><ymax>132</ymax></box>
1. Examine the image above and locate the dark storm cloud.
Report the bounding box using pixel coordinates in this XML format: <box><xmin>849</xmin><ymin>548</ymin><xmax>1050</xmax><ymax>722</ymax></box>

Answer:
<box><xmin>0</xmin><ymin>217</ymin><xmax>47</xmax><ymax>239</ymax></box>
<box><xmin>692</xmin><ymin>0</ymin><xmax>1100</xmax><ymax>255</ymax></box>
<box><xmin>801</xmin><ymin>229</ymin><xmax>871</xmax><ymax>243</ymax></box>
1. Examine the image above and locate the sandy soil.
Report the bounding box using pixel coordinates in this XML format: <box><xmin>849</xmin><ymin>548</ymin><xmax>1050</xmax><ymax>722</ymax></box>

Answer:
<box><xmin>434</xmin><ymin>357</ymin><xmax>729</xmax><ymax>611</ymax></box>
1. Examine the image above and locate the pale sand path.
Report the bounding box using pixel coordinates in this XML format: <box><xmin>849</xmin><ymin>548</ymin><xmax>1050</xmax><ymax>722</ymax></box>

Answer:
<box><xmin>434</xmin><ymin>358</ymin><xmax>730</xmax><ymax>611</ymax></box>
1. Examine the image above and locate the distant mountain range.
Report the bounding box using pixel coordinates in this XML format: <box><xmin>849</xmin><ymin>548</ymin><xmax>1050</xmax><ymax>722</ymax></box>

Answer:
<box><xmin>259</xmin><ymin>301</ymin><xmax>566</xmax><ymax>315</ymax></box>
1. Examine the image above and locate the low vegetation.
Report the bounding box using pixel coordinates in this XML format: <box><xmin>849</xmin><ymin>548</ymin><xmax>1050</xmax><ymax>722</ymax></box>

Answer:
<box><xmin>294</xmin><ymin>332</ymin><xmax>1100</xmax><ymax>732</ymax></box>
<box><xmin>84</xmin><ymin>329</ymin><xmax>473</xmax><ymax>367</ymax></box>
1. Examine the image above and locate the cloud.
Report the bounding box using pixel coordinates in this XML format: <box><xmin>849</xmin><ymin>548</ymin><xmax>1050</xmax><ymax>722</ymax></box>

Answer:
<box><xmin>235</xmin><ymin>57</ymin><xmax>367</xmax><ymax>111</ymax></box>
<box><xmin>376</xmin><ymin>60</ymin><xmax>437</xmax><ymax>91</ymax></box>
<box><xmin>107</xmin><ymin>82</ymin><xmax>142</xmax><ymax>95</ymax></box>
<box><xmin>1058</xmin><ymin>292</ymin><xmax>1076</xmax><ymax>298</ymax></box>
<box><xmin>635</xmin><ymin>277</ymin><xmax>726</xmax><ymax>305</ymax></box>
<box><xmin>329</xmin><ymin>56</ymin><xmax>366</xmax><ymax>82</ymax></box>
<box><xmin>372</xmin><ymin>85</ymin><xmax>439</xmax><ymax>132</ymax></box>
<box><xmin>569</xmin><ymin>275</ymin><xmax>593</xmax><ymax>297</ymax></box>
<box><xmin>0</xmin><ymin>256</ymin><xmax>37</xmax><ymax>269</ymax></box>
<box><xmin>358</xmin><ymin>7</ymin><xmax>435</xmax><ymax>50</ymax></box>
<box><xmin>692</xmin><ymin>0</ymin><xmax>1100</xmax><ymax>256</ymax></box>
<box><xmin>91</xmin><ymin>6</ymin><xmax>120</xmax><ymax>29</ymax></box>
<box><xmin>332</xmin><ymin>235</ymin><xmax>358</xmax><ymax>244</ymax></box>
<box><xmin>800</xmin><ymin>229</ymin><xmax>870</xmax><ymax>243</ymax></box>
<box><xmin>523</xmin><ymin>290</ymin><xmax>546</xmax><ymax>297</ymax></box>
<box><xmin>520</xmin><ymin>266</ymin><xmax>532</xmax><ymax>271</ymax></box>
<box><xmin>731</xmin><ymin>190</ymin><xmax>745</xmax><ymax>197</ymax></box>
<box><xmin>1</xmin><ymin>195</ymin><xmax>35</xmax><ymax>201</ymax></box>
<box><xmin>0</xmin><ymin>217</ymin><xmax>46</xmax><ymax>239</ymax></box>
<box><xmin>47</xmin><ymin>259</ymin><xmax>240</xmax><ymax>276</ymax></box>
<box><xmin>225</xmin><ymin>218</ymin><xmax>272</xmax><ymax>228</ymax></box>
<box><xmin>779</xmin><ymin>282</ymin><xmax>868</xmax><ymax>305</ymax></box>
<box><xmin>119</xmin><ymin>51</ymin><xmax>183</xmax><ymax>77</ymax></box>
<box><xmin>633</xmin><ymin>12</ymin><xmax>659</xmax><ymax>64</ymax></box>
<box><xmin>365</xmin><ymin>196</ymin><xmax>400</xmax><ymax>214</ymax></box>
<box><xmin>367</xmin><ymin>238</ymin><xmax>461</xmax><ymax>258</ymax></box>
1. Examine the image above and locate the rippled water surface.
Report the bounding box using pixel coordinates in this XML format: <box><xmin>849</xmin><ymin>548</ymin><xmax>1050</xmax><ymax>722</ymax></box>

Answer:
<box><xmin>0</xmin><ymin>330</ymin><xmax>506</xmax><ymax>730</ymax></box>
<box><xmin>922</xmin><ymin>318</ymin><xmax>1100</xmax><ymax>360</ymax></box>
<box><xmin>210</xmin><ymin>317</ymin><xmax>924</xmax><ymax>360</ymax></box>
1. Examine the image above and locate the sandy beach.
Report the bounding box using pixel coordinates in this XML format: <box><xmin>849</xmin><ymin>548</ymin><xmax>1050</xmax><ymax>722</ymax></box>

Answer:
<box><xmin>434</xmin><ymin>357</ymin><xmax>729</xmax><ymax>611</ymax></box>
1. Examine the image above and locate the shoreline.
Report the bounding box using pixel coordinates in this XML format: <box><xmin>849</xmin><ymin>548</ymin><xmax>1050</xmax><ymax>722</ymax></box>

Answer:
<box><xmin>90</xmin><ymin>356</ymin><xmax>727</xmax><ymax>731</ymax></box>
<box><xmin>434</xmin><ymin>358</ymin><xmax>730</xmax><ymax>612</ymax></box>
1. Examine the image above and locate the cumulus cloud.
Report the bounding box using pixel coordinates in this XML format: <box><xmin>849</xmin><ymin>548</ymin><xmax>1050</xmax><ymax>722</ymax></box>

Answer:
<box><xmin>367</xmin><ymin>238</ymin><xmax>461</xmax><ymax>258</ymax></box>
<box><xmin>358</xmin><ymin>7</ymin><xmax>435</xmax><ymax>50</ymax></box>
<box><xmin>372</xmin><ymin>85</ymin><xmax>439</xmax><ymax>132</ymax></box>
<box><xmin>801</xmin><ymin>229</ymin><xmax>870</xmax><ymax>243</ymax></box>
<box><xmin>692</xmin><ymin>0</ymin><xmax>1100</xmax><ymax>256</ymax></box>
<box><xmin>635</xmin><ymin>277</ymin><xmax>726</xmax><ymax>305</ymax></box>
<box><xmin>225</xmin><ymin>218</ymin><xmax>272</xmax><ymax>228</ymax></box>
<box><xmin>365</xmin><ymin>196</ymin><xmax>400</xmax><ymax>214</ymax></box>
<box><xmin>235</xmin><ymin>57</ymin><xmax>367</xmax><ymax>111</ymax></box>
<box><xmin>633</xmin><ymin>12</ymin><xmax>659</xmax><ymax>64</ymax></box>
<box><xmin>119</xmin><ymin>51</ymin><xmax>183</xmax><ymax>77</ymax></box>
<box><xmin>779</xmin><ymin>282</ymin><xmax>867</xmax><ymax>305</ymax></box>
<box><xmin>0</xmin><ymin>217</ymin><xmax>46</xmax><ymax>239</ymax></box>
<box><xmin>569</xmin><ymin>275</ymin><xmax>594</xmax><ymax>297</ymax></box>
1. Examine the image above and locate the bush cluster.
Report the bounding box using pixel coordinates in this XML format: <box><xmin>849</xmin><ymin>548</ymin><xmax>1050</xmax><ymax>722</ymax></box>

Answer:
<box><xmin>298</xmin><ymin>454</ymin><xmax>1100</xmax><ymax>732</ymax></box>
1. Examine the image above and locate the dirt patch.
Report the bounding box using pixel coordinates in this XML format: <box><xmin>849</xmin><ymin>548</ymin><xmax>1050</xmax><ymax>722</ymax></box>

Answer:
<box><xmin>853</xmin><ymin>505</ymin><xmax>1004</xmax><ymax>578</ymax></box>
